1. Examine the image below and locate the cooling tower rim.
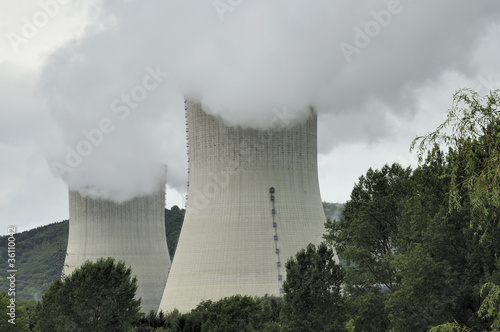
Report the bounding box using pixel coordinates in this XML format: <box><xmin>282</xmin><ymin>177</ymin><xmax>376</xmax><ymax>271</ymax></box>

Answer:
<box><xmin>67</xmin><ymin>164</ymin><xmax>167</xmax><ymax>205</ymax></box>
<box><xmin>185</xmin><ymin>99</ymin><xmax>317</xmax><ymax>131</ymax></box>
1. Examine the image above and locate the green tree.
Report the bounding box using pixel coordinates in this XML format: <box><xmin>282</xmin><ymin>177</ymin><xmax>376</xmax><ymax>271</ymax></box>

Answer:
<box><xmin>0</xmin><ymin>220</ymin><xmax>69</xmax><ymax>301</ymax></box>
<box><xmin>412</xmin><ymin>89</ymin><xmax>500</xmax><ymax>331</ymax></box>
<box><xmin>0</xmin><ymin>206</ymin><xmax>184</xmax><ymax>304</ymax></box>
<box><xmin>431</xmin><ymin>283</ymin><xmax>500</xmax><ymax>332</ymax></box>
<box><xmin>478</xmin><ymin>282</ymin><xmax>500</xmax><ymax>331</ymax></box>
<box><xmin>280</xmin><ymin>242</ymin><xmax>345</xmax><ymax>332</ymax></box>
<box><xmin>325</xmin><ymin>163</ymin><xmax>412</xmax><ymax>292</ymax></box>
<box><xmin>169</xmin><ymin>294</ymin><xmax>281</xmax><ymax>332</ymax></box>
<box><xmin>165</xmin><ymin>206</ymin><xmax>185</xmax><ymax>260</ymax></box>
<box><xmin>34</xmin><ymin>257</ymin><xmax>141</xmax><ymax>332</ymax></box>
<box><xmin>388</xmin><ymin>149</ymin><xmax>497</xmax><ymax>331</ymax></box>
<box><xmin>23</xmin><ymin>299</ymin><xmax>39</xmax><ymax>331</ymax></box>
<box><xmin>163</xmin><ymin>309</ymin><xmax>182</xmax><ymax>331</ymax></box>
<box><xmin>385</xmin><ymin>150</ymin><xmax>481</xmax><ymax>331</ymax></box>
<box><xmin>188</xmin><ymin>295</ymin><xmax>281</xmax><ymax>332</ymax></box>
<box><xmin>0</xmin><ymin>291</ymin><xmax>30</xmax><ymax>331</ymax></box>
<box><xmin>135</xmin><ymin>310</ymin><xmax>168</xmax><ymax>331</ymax></box>
<box><xmin>202</xmin><ymin>295</ymin><xmax>262</xmax><ymax>331</ymax></box>
<box><xmin>344</xmin><ymin>290</ymin><xmax>388</xmax><ymax>332</ymax></box>
<box><xmin>325</xmin><ymin>163</ymin><xmax>412</xmax><ymax>331</ymax></box>
<box><xmin>412</xmin><ymin>88</ymin><xmax>500</xmax><ymax>240</ymax></box>
<box><xmin>325</xmin><ymin>154</ymin><xmax>500</xmax><ymax>331</ymax></box>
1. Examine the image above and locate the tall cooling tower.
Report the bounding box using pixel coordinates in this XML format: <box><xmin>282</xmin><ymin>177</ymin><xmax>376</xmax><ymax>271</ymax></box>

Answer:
<box><xmin>159</xmin><ymin>101</ymin><xmax>327</xmax><ymax>312</ymax></box>
<box><xmin>64</xmin><ymin>177</ymin><xmax>171</xmax><ymax>313</ymax></box>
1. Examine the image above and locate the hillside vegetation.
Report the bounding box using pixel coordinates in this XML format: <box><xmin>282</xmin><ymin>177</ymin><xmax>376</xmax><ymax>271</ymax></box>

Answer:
<box><xmin>0</xmin><ymin>221</ymin><xmax>68</xmax><ymax>301</ymax></box>
<box><xmin>0</xmin><ymin>203</ymin><xmax>339</xmax><ymax>301</ymax></box>
<box><xmin>0</xmin><ymin>205</ymin><xmax>187</xmax><ymax>301</ymax></box>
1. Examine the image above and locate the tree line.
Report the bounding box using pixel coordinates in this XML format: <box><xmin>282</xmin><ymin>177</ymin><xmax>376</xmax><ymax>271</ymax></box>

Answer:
<box><xmin>4</xmin><ymin>88</ymin><xmax>500</xmax><ymax>331</ymax></box>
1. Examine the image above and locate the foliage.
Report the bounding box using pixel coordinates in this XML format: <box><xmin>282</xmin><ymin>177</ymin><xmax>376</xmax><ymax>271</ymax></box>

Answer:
<box><xmin>430</xmin><ymin>321</ymin><xmax>473</xmax><ymax>332</ymax></box>
<box><xmin>412</xmin><ymin>88</ymin><xmax>500</xmax><ymax>240</ymax></box>
<box><xmin>0</xmin><ymin>220</ymin><xmax>68</xmax><ymax>301</ymax></box>
<box><xmin>411</xmin><ymin>89</ymin><xmax>500</xmax><ymax>331</ymax></box>
<box><xmin>345</xmin><ymin>289</ymin><xmax>389</xmax><ymax>332</ymax></box>
<box><xmin>478</xmin><ymin>282</ymin><xmax>500</xmax><ymax>331</ymax></box>
<box><xmin>0</xmin><ymin>291</ymin><xmax>30</xmax><ymax>331</ymax></box>
<box><xmin>326</xmin><ymin>163</ymin><xmax>412</xmax><ymax>331</ymax></box>
<box><xmin>164</xmin><ymin>309</ymin><xmax>182</xmax><ymax>331</ymax></box>
<box><xmin>387</xmin><ymin>150</ymin><xmax>494</xmax><ymax>331</ymax></box>
<box><xmin>188</xmin><ymin>295</ymin><xmax>282</xmax><ymax>332</ymax></box>
<box><xmin>0</xmin><ymin>206</ymin><xmax>185</xmax><ymax>302</ymax></box>
<box><xmin>424</xmin><ymin>279</ymin><xmax>500</xmax><ymax>332</ymax></box>
<box><xmin>165</xmin><ymin>205</ymin><xmax>185</xmax><ymax>260</ymax></box>
<box><xmin>34</xmin><ymin>257</ymin><xmax>141</xmax><ymax>332</ymax></box>
<box><xmin>23</xmin><ymin>299</ymin><xmax>39</xmax><ymax>331</ymax></box>
<box><xmin>135</xmin><ymin>310</ymin><xmax>168</xmax><ymax>332</ymax></box>
<box><xmin>199</xmin><ymin>296</ymin><xmax>257</xmax><ymax>331</ymax></box>
<box><xmin>327</xmin><ymin>153</ymin><xmax>500</xmax><ymax>331</ymax></box>
<box><xmin>8</xmin><ymin>88</ymin><xmax>500</xmax><ymax>331</ymax></box>
<box><xmin>322</xmin><ymin>202</ymin><xmax>344</xmax><ymax>222</ymax></box>
<box><xmin>325</xmin><ymin>163</ymin><xmax>412</xmax><ymax>291</ymax></box>
<box><xmin>280</xmin><ymin>242</ymin><xmax>345</xmax><ymax>332</ymax></box>
<box><xmin>138</xmin><ymin>295</ymin><xmax>282</xmax><ymax>332</ymax></box>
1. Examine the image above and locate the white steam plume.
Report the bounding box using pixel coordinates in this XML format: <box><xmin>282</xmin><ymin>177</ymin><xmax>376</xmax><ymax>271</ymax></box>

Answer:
<box><xmin>40</xmin><ymin>0</ymin><xmax>500</xmax><ymax>201</ymax></box>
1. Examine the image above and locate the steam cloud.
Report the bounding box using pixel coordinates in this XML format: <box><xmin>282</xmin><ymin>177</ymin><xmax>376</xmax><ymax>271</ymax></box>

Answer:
<box><xmin>40</xmin><ymin>0</ymin><xmax>499</xmax><ymax>202</ymax></box>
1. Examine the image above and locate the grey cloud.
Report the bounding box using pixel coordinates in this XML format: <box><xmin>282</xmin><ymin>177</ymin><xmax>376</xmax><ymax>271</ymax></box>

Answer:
<box><xmin>39</xmin><ymin>0</ymin><xmax>500</xmax><ymax>201</ymax></box>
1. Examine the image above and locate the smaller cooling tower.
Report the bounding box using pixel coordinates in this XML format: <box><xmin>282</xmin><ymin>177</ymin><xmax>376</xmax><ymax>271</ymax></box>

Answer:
<box><xmin>159</xmin><ymin>101</ymin><xmax>328</xmax><ymax>312</ymax></box>
<box><xmin>64</xmin><ymin>176</ymin><xmax>171</xmax><ymax>313</ymax></box>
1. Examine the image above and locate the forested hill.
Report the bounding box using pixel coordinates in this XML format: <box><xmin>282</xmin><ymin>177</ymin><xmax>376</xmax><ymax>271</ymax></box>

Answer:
<box><xmin>0</xmin><ymin>205</ymin><xmax>186</xmax><ymax>301</ymax></box>
<box><xmin>0</xmin><ymin>221</ymin><xmax>68</xmax><ymax>301</ymax></box>
<box><xmin>0</xmin><ymin>203</ymin><xmax>342</xmax><ymax>301</ymax></box>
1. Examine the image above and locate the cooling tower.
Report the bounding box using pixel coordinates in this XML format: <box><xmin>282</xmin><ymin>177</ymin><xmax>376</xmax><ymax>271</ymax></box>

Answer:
<box><xmin>64</xmin><ymin>177</ymin><xmax>171</xmax><ymax>313</ymax></box>
<box><xmin>159</xmin><ymin>101</ymin><xmax>328</xmax><ymax>312</ymax></box>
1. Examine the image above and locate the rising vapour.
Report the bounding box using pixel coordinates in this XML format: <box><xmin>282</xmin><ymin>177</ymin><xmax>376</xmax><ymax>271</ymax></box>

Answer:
<box><xmin>40</xmin><ymin>0</ymin><xmax>499</xmax><ymax>202</ymax></box>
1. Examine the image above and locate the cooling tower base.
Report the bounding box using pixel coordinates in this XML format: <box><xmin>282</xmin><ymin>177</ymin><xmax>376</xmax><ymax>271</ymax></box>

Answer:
<box><xmin>159</xmin><ymin>101</ymin><xmax>328</xmax><ymax>313</ymax></box>
<box><xmin>64</xmin><ymin>188</ymin><xmax>171</xmax><ymax>313</ymax></box>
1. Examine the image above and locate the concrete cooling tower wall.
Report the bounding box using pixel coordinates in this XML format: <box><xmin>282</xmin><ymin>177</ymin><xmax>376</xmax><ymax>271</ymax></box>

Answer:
<box><xmin>64</xmin><ymin>181</ymin><xmax>171</xmax><ymax>313</ymax></box>
<box><xmin>159</xmin><ymin>101</ymin><xmax>328</xmax><ymax>312</ymax></box>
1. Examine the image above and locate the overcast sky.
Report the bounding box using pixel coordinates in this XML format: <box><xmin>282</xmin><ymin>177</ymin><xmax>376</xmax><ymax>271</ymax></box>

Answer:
<box><xmin>1</xmin><ymin>0</ymin><xmax>499</xmax><ymax>235</ymax></box>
